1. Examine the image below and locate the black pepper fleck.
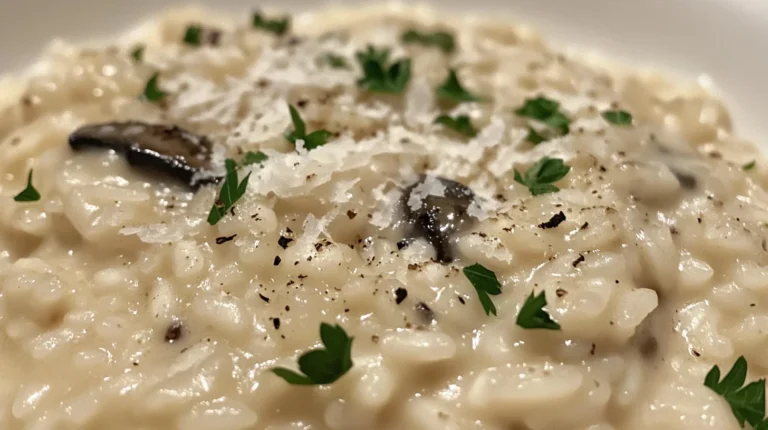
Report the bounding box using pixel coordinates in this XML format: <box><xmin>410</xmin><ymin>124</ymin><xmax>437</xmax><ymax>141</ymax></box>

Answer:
<box><xmin>277</xmin><ymin>236</ymin><xmax>293</xmax><ymax>249</ymax></box>
<box><xmin>164</xmin><ymin>321</ymin><xmax>183</xmax><ymax>344</ymax></box>
<box><xmin>457</xmin><ymin>295</ymin><xmax>466</xmax><ymax>305</ymax></box>
<box><xmin>274</xmin><ymin>256</ymin><xmax>282</xmax><ymax>266</ymax></box>
<box><xmin>215</xmin><ymin>234</ymin><xmax>237</xmax><ymax>245</ymax></box>
<box><xmin>259</xmin><ymin>293</ymin><xmax>270</xmax><ymax>303</ymax></box>
<box><xmin>572</xmin><ymin>254</ymin><xmax>585</xmax><ymax>267</ymax></box>
<box><xmin>346</xmin><ymin>210</ymin><xmax>357</xmax><ymax>219</ymax></box>
<box><xmin>273</xmin><ymin>318</ymin><xmax>281</xmax><ymax>330</ymax></box>
<box><xmin>394</xmin><ymin>287</ymin><xmax>408</xmax><ymax>305</ymax></box>
<box><xmin>397</xmin><ymin>239</ymin><xmax>409</xmax><ymax>250</ymax></box>
<box><xmin>538</xmin><ymin>211</ymin><xmax>566</xmax><ymax>229</ymax></box>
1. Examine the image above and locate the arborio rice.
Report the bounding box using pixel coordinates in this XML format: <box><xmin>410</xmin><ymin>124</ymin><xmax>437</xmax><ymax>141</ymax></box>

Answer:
<box><xmin>0</xmin><ymin>4</ymin><xmax>767</xmax><ymax>430</ymax></box>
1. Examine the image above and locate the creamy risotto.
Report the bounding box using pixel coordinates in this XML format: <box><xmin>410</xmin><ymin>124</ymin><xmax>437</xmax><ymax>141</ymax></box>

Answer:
<box><xmin>1</xmin><ymin>4</ymin><xmax>767</xmax><ymax>430</ymax></box>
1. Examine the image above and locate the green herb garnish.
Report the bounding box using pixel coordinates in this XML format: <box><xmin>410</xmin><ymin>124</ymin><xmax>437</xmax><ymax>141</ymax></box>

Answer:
<box><xmin>514</xmin><ymin>156</ymin><xmax>571</xmax><ymax>196</ymax></box>
<box><xmin>525</xmin><ymin>127</ymin><xmax>546</xmax><ymax>145</ymax></box>
<box><xmin>516</xmin><ymin>291</ymin><xmax>560</xmax><ymax>330</ymax></box>
<box><xmin>272</xmin><ymin>323</ymin><xmax>354</xmax><ymax>385</ymax></box>
<box><xmin>401</xmin><ymin>29</ymin><xmax>455</xmax><ymax>53</ymax></box>
<box><xmin>463</xmin><ymin>263</ymin><xmax>502</xmax><ymax>316</ymax></box>
<box><xmin>704</xmin><ymin>356</ymin><xmax>766</xmax><ymax>427</ymax></box>
<box><xmin>437</xmin><ymin>69</ymin><xmax>483</xmax><ymax>104</ymax></box>
<box><xmin>131</xmin><ymin>45</ymin><xmax>145</xmax><ymax>62</ymax></box>
<box><xmin>743</xmin><ymin>160</ymin><xmax>757</xmax><ymax>171</ymax></box>
<box><xmin>252</xmin><ymin>11</ymin><xmax>290</xmax><ymax>36</ymax></box>
<box><xmin>434</xmin><ymin>114</ymin><xmax>478</xmax><ymax>138</ymax></box>
<box><xmin>515</xmin><ymin>97</ymin><xmax>570</xmax><ymax>141</ymax></box>
<box><xmin>141</xmin><ymin>73</ymin><xmax>167</xmax><ymax>102</ymax></box>
<box><xmin>207</xmin><ymin>159</ymin><xmax>251</xmax><ymax>225</ymax></box>
<box><xmin>285</xmin><ymin>105</ymin><xmax>332</xmax><ymax>150</ymax></box>
<box><xmin>243</xmin><ymin>151</ymin><xmax>268</xmax><ymax>166</ymax></box>
<box><xmin>355</xmin><ymin>46</ymin><xmax>411</xmax><ymax>94</ymax></box>
<box><xmin>602</xmin><ymin>110</ymin><xmax>633</xmax><ymax>126</ymax></box>
<box><xmin>14</xmin><ymin>170</ymin><xmax>40</xmax><ymax>202</ymax></box>
<box><xmin>323</xmin><ymin>53</ymin><xmax>348</xmax><ymax>69</ymax></box>
<box><xmin>183</xmin><ymin>25</ymin><xmax>202</xmax><ymax>46</ymax></box>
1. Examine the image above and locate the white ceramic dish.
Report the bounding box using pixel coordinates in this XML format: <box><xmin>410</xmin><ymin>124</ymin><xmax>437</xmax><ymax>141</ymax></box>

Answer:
<box><xmin>0</xmin><ymin>0</ymin><xmax>766</xmax><ymax>143</ymax></box>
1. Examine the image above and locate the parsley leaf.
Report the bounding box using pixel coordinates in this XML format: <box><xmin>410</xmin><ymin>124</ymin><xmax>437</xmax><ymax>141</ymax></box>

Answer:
<box><xmin>207</xmin><ymin>159</ymin><xmax>250</xmax><ymax>225</ymax></box>
<box><xmin>285</xmin><ymin>105</ymin><xmax>333</xmax><ymax>150</ymax></box>
<box><xmin>602</xmin><ymin>110</ymin><xmax>633</xmax><ymax>126</ymax></box>
<box><xmin>131</xmin><ymin>45</ymin><xmax>145</xmax><ymax>62</ymax></box>
<box><xmin>14</xmin><ymin>170</ymin><xmax>40</xmax><ymax>202</ymax></box>
<box><xmin>252</xmin><ymin>12</ymin><xmax>290</xmax><ymax>35</ymax></box>
<box><xmin>183</xmin><ymin>25</ymin><xmax>202</xmax><ymax>46</ymax></box>
<box><xmin>272</xmin><ymin>323</ymin><xmax>354</xmax><ymax>385</ymax></box>
<box><xmin>355</xmin><ymin>46</ymin><xmax>411</xmax><ymax>94</ymax></box>
<box><xmin>705</xmin><ymin>356</ymin><xmax>766</xmax><ymax>427</ymax></box>
<box><xmin>401</xmin><ymin>29</ymin><xmax>455</xmax><ymax>53</ymax></box>
<box><xmin>743</xmin><ymin>160</ymin><xmax>756</xmax><ymax>171</ymax></box>
<box><xmin>516</xmin><ymin>291</ymin><xmax>560</xmax><ymax>330</ymax></box>
<box><xmin>323</xmin><ymin>52</ymin><xmax>348</xmax><ymax>69</ymax></box>
<box><xmin>463</xmin><ymin>263</ymin><xmax>502</xmax><ymax>316</ymax></box>
<box><xmin>243</xmin><ymin>151</ymin><xmax>268</xmax><ymax>166</ymax></box>
<box><xmin>525</xmin><ymin>127</ymin><xmax>547</xmax><ymax>145</ymax></box>
<box><xmin>434</xmin><ymin>114</ymin><xmax>478</xmax><ymax>138</ymax></box>
<box><xmin>141</xmin><ymin>73</ymin><xmax>167</xmax><ymax>102</ymax></box>
<box><xmin>515</xmin><ymin>97</ymin><xmax>570</xmax><ymax>141</ymax></box>
<box><xmin>514</xmin><ymin>157</ymin><xmax>571</xmax><ymax>196</ymax></box>
<box><xmin>437</xmin><ymin>69</ymin><xmax>484</xmax><ymax>103</ymax></box>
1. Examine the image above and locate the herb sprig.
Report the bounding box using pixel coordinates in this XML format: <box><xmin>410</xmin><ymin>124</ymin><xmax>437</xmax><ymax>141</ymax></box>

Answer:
<box><xmin>463</xmin><ymin>263</ymin><xmax>502</xmax><ymax>316</ymax></box>
<box><xmin>207</xmin><ymin>159</ymin><xmax>251</xmax><ymax>225</ymax></box>
<box><xmin>286</xmin><ymin>105</ymin><xmax>332</xmax><ymax>150</ymax></box>
<box><xmin>743</xmin><ymin>161</ymin><xmax>757</xmax><ymax>171</ymax></box>
<box><xmin>514</xmin><ymin>157</ymin><xmax>571</xmax><ymax>196</ymax></box>
<box><xmin>323</xmin><ymin>53</ymin><xmax>348</xmax><ymax>69</ymax></box>
<box><xmin>355</xmin><ymin>46</ymin><xmax>411</xmax><ymax>94</ymax></box>
<box><xmin>437</xmin><ymin>69</ymin><xmax>483</xmax><ymax>103</ymax></box>
<box><xmin>183</xmin><ymin>25</ymin><xmax>203</xmax><ymax>46</ymax></box>
<box><xmin>705</xmin><ymin>356</ymin><xmax>766</xmax><ymax>427</ymax></box>
<box><xmin>602</xmin><ymin>110</ymin><xmax>633</xmax><ymax>126</ymax></box>
<box><xmin>272</xmin><ymin>323</ymin><xmax>354</xmax><ymax>385</ymax></box>
<box><xmin>243</xmin><ymin>151</ymin><xmax>268</xmax><ymax>166</ymax></box>
<box><xmin>252</xmin><ymin>12</ymin><xmax>290</xmax><ymax>35</ymax></box>
<box><xmin>141</xmin><ymin>73</ymin><xmax>167</xmax><ymax>102</ymax></box>
<box><xmin>516</xmin><ymin>291</ymin><xmax>560</xmax><ymax>330</ymax></box>
<box><xmin>515</xmin><ymin>97</ymin><xmax>570</xmax><ymax>142</ymax></box>
<box><xmin>131</xmin><ymin>45</ymin><xmax>145</xmax><ymax>62</ymax></box>
<box><xmin>434</xmin><ymin>114</ymin><xmax>478</xmax><ymax>138</ymax></box>
<box><xmin>401</xmin><ymin>29</ymin><xmax>455</xmax><ymax>53</ymax></box>
<box><xmin>14</xmin><ymin>170</ymin><xmax>40</xmax><ymax>202</ymax></box>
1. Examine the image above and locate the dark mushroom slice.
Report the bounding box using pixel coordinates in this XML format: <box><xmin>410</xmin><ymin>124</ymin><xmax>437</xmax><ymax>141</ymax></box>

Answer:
<box><xmin>69</xmin><ymin>121</ymin><xmax>216</xmax><ymax>187</ymax></box>
<box><xmin>402</xmin><ymin>175</ymin><xmax>475</xmax><ymax>263</ymax></box>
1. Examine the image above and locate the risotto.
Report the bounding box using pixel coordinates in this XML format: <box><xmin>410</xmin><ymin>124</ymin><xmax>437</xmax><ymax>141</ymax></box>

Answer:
<box><xmin>1</xmin><ymin>4</ymin><xmax>767</xmax><ymax>430</ymax></box>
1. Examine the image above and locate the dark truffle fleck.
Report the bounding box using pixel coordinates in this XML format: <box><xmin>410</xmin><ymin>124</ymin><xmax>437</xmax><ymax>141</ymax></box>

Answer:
<box><xmin>164</xmin><ymin>321</ymin><xmax>183</xmax><ymax>343</ymax></box>
<box><xmin>396</xmin><ymin>240</ymin><xmax>409</xmax><ymax>250</ymax></box>
<box><xmin>273</xmin><ymin>256</ymin><xmax>282</xmax><ymax>266</ymax></box>
<box><xmin>259</xmin><ymin>293</ymin><xmax>270</xmax><ymax>303</ymax></box>
<box><xmin>572</xmin><ymin>254</ymin><xmax>585</xmax><ymax>267</ymax></box>
<box><xmin>346</xmin><ymin>210</ymin><xmax>357</xmax><ymax>219</ymax></box>
<box><xmin>277</xmin><ymin>236</ymin><xmax>293</xmax><ymax>249</ymax></box>
<box><xmin>538</xmin><ymin>211</ymin><xmax>566</xmax><ymax>229</ymax></box>
<box><xmin>394</xmin><ymin>288</ymin><xmax>408</xmax><ymax>305</ymax></box>
<box><xmin>272</xmin><ymin>318</ymin><xmax>281</xmax><ymax>330</ymax></box>
<box><xmin>215</xmin><ymin>234</ymin><xmax>237</xmax><ymax>244</ymax></box>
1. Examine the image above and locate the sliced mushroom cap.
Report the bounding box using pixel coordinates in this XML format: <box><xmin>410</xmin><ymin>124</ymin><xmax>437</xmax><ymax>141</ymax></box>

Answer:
<box><xmin>69</xmin><ymin>121</ymin><xmax>215</xmax><ymax>187</ymax></box>
<box><xmin>403</xmin><ymin>176</ymin><xmax>475</xmax><ymax>263</ymax></box>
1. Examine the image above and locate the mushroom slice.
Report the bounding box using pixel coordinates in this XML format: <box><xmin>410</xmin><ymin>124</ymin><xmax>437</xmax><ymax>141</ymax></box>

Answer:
<box><xmin>403</xmin><ymin>176</ymin><xmax>475</xmax><ymax>263</ymax></box>
<box><xmin>69</xmin><ymin>121</ymin><xmax>215</xmax><ymax>187</ymax></box>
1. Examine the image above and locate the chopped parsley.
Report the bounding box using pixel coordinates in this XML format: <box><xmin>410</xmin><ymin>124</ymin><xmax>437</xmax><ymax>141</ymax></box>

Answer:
<box><xmin>14</xmin><ymin>170</ymin><xmax>40</xmax><ymax>202</ymax></box>
<box><xmin>437</xmin><ymin>69</ymin><xmax>483</xmax><ymax>104</ymax></box>
<box><xmin>252</xmin><ymin>11</ymin><xmax>290</xmax><ymax>35</ymax></box>
<box><xmin>183</xmin><ymin>25</ymin><xmax>203</xmax><ymax>46</ymax></box>
<box><xmin>243</xmin><ymin>151</ymin><xmax>268</xmax><ymax>166</ymax></box>
<box><xmin>434</xmin><ymin>114</ymin><xmax>478</xmax><ymax>138</ymax></box>
<box><xmin>602</xmin><ymin>110</ymin><xmax>633</xmax><ymax>125</ymax></box>
<box><xmin>516</xmin><ymin>291</ymin><xmax>560</xmax><ymax>330</ymax></box>
<box><xmin>743</xmin><ymin>160</ymin><xmax>757</xmax><ymax>171</ymax></box>
<box><xmin>323</xmin><ymin>52</ymin><xmax>348</xmax><ymax>69</ymax></box>
<box><xmin>141</xmin><ymin>73</ymin><xmax>167</xmax><ymax>102</ymax></box>
<box><xmin>131</xmin><ymin>45</ymin><xmax>145</xmax><ymax>62</ymax></box>
<box><xmin>463</xmin><ymin>263</ymin><xmax>502</xmax><ymax>316</ymax></box>
<box><xmin>401</xmin><ymin>29</ymin><xmax>455</xmax><ymax>53</ymax></box>
<box><xmin>285</xmin><ymin>104</ymin><xmax>332</xmax><ymax>150</ymax></box>
<box><xmin>704</xmin><ymin>356</ymin><xmax>766</xmax><ymax>427</ymax></box>
<box><xmin>207</xmin><ymin>159</ymin><xmax>250</xmax><ymax>225</ymax></box>
<box><xmin>514</xmin><ymin>156</ymin><xmax>571</xmax><ymax>196</ymax></box>
<box><xmin>355</xmin><ymin>46</ymin><xmax>411</xmax><ymax>94</ymax></box>
<box><xmin>272</xmin><ymin>323</ymin><xmax>354</xmax><ymax>385</ymax></box>
<box><xmin>515</xmin><ymin>97</ymin><xmax>570</xmax><ymax>142</ymax></box>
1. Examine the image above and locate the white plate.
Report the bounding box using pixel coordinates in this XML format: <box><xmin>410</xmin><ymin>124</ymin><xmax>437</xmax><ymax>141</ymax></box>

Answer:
<box><xmin>0</xmin><ymin>0</ymin><xmax>766</xmax><ymax>141</ymax></box>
